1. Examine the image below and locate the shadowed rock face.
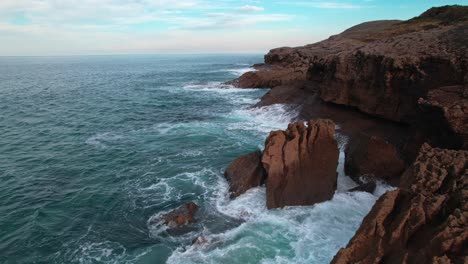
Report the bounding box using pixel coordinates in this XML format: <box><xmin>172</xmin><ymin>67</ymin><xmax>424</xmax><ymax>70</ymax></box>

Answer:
<box><xmin>262</xmin><ymin>119</ymin><xmax>339</xmax><ymax>209</ymax></box>
<box><xmin>162</xmin><ymin>202</ymin><xmax>199</xmax><ymax>228</ymax></box>
<box><xmin>224</xmin><ymin>151</ymin><xmax>266</xmax><ymax>198</ymax></box>
<box><xmin>418</xmin><ymin>85</ymin><xmax>468</xmax><ymax>149</ymax></box>
<box><xmin>345</xmin><ymin>134</ymin><xmax>406</xmax><ymax>184</ymax></box>
<box><xmin>332</xmin><ymin>144</ymin><xmax>468</xmax><ymax>264</ymax></box>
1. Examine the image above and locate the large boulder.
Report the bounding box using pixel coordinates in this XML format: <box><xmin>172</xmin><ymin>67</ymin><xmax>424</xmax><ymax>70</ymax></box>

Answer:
<box><xmin>224</xmin><ymin>151</ymin><xmax>266</xmax><ymax>198</ymax></box>
<box><xmin>345</xmin><ymin>134</ymin><xmax>405</xmax><ymax>184</ymax></box>
<box><xmin>332</xmin><ymin>144</ymin><xmax>468</xmax><ymax>264</ymax></box>
<box><xmin>262</xmin><ymin>119</ymin><xmax>339</xmax><ymax>209</ymax></box>
<box><xmin>161</xmin><ymin>202</ymin><xmax>199</xmax><ymax>228</ymax></box>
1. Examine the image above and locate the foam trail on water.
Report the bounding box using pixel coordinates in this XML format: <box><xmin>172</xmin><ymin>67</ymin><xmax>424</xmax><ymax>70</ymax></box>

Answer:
<box><xmin>85</xmin><ymin>132</ymin><xmax>123</xmax><ymax>148</ymax></box>
<box><xmin>228</xmin><ymin>67</ymin><xmax>256</xmax><ymax>76</ymax></box>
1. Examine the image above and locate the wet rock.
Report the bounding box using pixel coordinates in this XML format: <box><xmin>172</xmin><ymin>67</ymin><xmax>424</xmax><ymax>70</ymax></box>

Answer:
<box><xmin>345</xmin><ymin>134</ymin><xmax>405</xmax><ymax>184</ymax></box>
<box><xmin>348</xmin><ymin>181</ymin><xmax>376</xmax><ymax>194</ymax></box>
<box><xmin>332</xmin><ymin>143</ymin><xmax>468</xmax><ymax>264</ymax></box>
<box><xmin>224</xmin><ymin>151</ymin><xmax>266</xmax><ymax>198</ymax></box>
<box><xmin>162</xmin><ymin>202</ymin><xmax>199</xmax><ymax>228</ymax></box>
<box><xmin>262</xmin><ymin>119</ymin><xmax>339</xmax><ymax>209</ymax></box>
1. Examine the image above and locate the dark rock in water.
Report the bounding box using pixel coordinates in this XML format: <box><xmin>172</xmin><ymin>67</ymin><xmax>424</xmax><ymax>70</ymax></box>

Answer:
<box><xmin>345</xmin><ymin>134</ymin><xmax>405</xmax><ymax>184</ymax></box>
<box><xmin>162</xmin><ymin>202</ymin><xmax>199</xmax><ymax>228</ymax></box>
<box><xmin>348</xmin><ymin>181</ymin><xmax>376</xmax><ymax>194</ymax></box>
<box><xmin>262</xmin><ymin>119</ymin><xmax>339</xmax><ymax>209</ymax></box>
<box><xmin>332</xmin><ymin>143</ymin><xmax>468</xmax><ymax>264</ymax></box>
<box><xmin>224</xmin><ymin>151</ymin><xmax>266</xmax><ymax>198</ymax></box>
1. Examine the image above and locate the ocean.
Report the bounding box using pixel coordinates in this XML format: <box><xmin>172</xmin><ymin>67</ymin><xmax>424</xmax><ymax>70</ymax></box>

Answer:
<box><xmin>0</xmin><ymin>54</ymin><xmax>391</xmax><ymax>264</ymax></box>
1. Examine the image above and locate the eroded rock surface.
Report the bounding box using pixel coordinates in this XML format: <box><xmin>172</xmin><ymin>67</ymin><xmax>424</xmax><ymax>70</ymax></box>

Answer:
<box><xmin>224</xmin><ymin>151</ymin><xmax>266</xmax><ymax>198</ymax></box>
<box><xmin>332</xmin><ymin>143</ymin><xmax>468</xmax><ymax>264</ymax></box>
<box><xmin>262</xmin><ymin>119</ymin><xmax>339</xmax><ymax>209</ymax></box>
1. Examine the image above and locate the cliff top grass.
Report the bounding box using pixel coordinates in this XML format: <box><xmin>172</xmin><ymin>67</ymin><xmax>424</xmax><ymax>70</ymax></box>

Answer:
<box><xmin>340</xmin><ymin>5</ymin><xmax>468</xmax><ymax>43</ymax></box>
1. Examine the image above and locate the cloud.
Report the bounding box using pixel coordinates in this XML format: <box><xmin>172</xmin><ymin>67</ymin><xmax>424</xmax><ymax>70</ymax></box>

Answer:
<box><xmin>236</xmin><ymin>5</ymin><xmax>264</xmax><ymax>12</ymax></box>
<box><xmin>276</xmin><ymin>1</ymin><xmax>363</xmax><ymax>9</ymax></box>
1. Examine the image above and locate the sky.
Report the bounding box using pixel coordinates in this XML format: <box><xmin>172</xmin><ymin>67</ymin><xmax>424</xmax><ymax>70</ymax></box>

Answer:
<box><xmin>0</xmin><ymin>0</ymin><xmax>467</xmax><ymax>56</ymax></box>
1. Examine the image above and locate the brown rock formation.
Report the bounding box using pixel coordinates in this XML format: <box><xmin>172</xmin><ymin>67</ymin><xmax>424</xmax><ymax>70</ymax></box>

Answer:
<box><xmin>230</xmin><ymin>5</ymin><xmax>468</xmax><ymax>152</ymax></box>
<box><xmin>226</xmin><ymin>64</ymin><xmax>307</xmax><ymax>89</ymax></box>
<box><xmin>345</xmin><ymin>134</ymin><xmax>406</xmax><ymax>184</ymax></box>
<box><xmin>331</xmin><ymin>144</ymin><xmax>468</xmax><ymax>264</ymax></box>
<box><xmin>262</xmin><ymin>119</ymin><xmax>339</xmax><ymax>209</ymax></box>
<box><xmin>224</xmin><ymin>151</ymin><xmax>266</xmax><ymax>198</ymax></box>
<box><xmin>162</xmin><ymin>202</ymin><xmax>199</xmax><ymax>228</ymax></box>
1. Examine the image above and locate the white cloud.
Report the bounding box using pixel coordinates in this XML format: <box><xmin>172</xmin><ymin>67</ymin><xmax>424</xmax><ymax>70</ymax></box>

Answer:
<box><xmin>176</xmin><ymin>13</ymin><xmax>292</xmax><ymax>30</ymax></box>
<box><xmin>276</xmin><ymin>1</ymin><xmax>363</xmax><ymax>9</ymax></box>
<box><xmin>0</xmin><ymin>0</ymin><xmax>309</xmax><ymax>55</ymax></box>
<box><xmin>236</xmin><ymin>5</ymin><xmax>264</xmax><ymax>12</ymax></box>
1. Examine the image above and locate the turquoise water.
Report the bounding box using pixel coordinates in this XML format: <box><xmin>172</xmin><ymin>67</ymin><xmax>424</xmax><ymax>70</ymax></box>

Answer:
<box><xmin>0</xmin><ymin>55</ymin><xmax>390</xmax><ymax>264</ymax></box>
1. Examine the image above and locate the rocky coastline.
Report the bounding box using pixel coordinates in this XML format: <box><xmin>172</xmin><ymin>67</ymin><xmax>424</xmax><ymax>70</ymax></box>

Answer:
<box><xmin>163</xmin><ymin>5</ymin><xmax>467</xmax><ymax>263</ymax></box>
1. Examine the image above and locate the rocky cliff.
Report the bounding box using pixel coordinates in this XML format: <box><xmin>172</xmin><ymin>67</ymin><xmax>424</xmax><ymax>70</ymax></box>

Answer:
<box><xmin>332</xmin><ymin>144</ymin><xmax>467</xmax><ymax>264</ymax></box>
<box><xmin>231</xmin><ymin>5</ymin><xmax>468</xmax><ymax>153</ymax></box>
<box><xmin>224</xmin><ymin>5</ymin><xmax>467</xmax><ymax>263</ymax></box>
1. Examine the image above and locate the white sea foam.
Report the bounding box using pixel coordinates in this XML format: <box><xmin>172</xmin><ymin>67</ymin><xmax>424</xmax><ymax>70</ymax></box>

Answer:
<box><xmin>73</xmin><ymin>241</ymin><xmax>127</xmax><ymax>264</ymax></box>
<box><xmin>183</xmin><ymin>82</ymin><xmax>256</xmax><ymax>94</ymax></box>
<box><xmin>228</xmin><ymin>67</ymin><xmax>256</xmax><ymax>76</ymax></box>
<box><xmin>85</xmin><ymin>132</ymin><xmax>123</xmax><ymax>148</ymax></box>
<box><xmin>228</xmin><ymin>104</ymin><xmax>298</xmax><ymax>136</ymax></box>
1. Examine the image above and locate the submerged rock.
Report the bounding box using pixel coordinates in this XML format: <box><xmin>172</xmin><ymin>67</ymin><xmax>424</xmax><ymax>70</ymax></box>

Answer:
<box><xmin>332</xmin><ymin>144</ymin><xmax>468</xmax><ymax>264</ymax></box>
<box><xmin>348</xmin><ymin>181</ymin><xmax>376</xmax><ymax>194</ymax></box>
<box><xmin>262</xmin><ymin>119</ymin><xmax>339</xmax><ymax>209</ymax></box>
<box><xmin>162</xmin><ymin>202</ymin><xmax>199</xmax><ymax>228</ymax></box>
<box><xmin>224</xmin><ymin>150</ymin><xmax>266</xmax><ymax>198</ymax></box>
<box><xmin>345</xmin><ymin>134</ymin><xmax>405</xmax><ymax>184</ymax></box>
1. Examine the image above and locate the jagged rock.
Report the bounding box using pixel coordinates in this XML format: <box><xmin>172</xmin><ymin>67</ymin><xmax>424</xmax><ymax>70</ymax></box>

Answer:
<box><xmin>162</xmin><ymin>202</ymin><xmax>199</xmax><ymax>228</ymax></box>
<box><xmin>262</xmin><ymin>119</ymin><xmax>339</xmax><ymax>209</ymax></box>
<box><xmin>332</xmin><ymin>144</ymin><xmax>468</xmax><ymax>264</ymax></box>
<box><xmin>224</xmin><ymin>151</ymin><xmax>266</xmax><ymax>198</ymax></box>
<box><xmin>348</xmin><ymin>181</ymin><xmax>377</xmax><ymax>194</ymax></box>
<box><xmin>345</xmin><ymin>134</ymin><xmax>406</xmax><ymax>184</ymax></box>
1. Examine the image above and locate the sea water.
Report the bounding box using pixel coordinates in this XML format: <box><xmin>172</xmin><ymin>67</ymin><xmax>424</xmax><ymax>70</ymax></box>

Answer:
<box><xmin>0</xmin><ymin>55</ymin><xmax>392</xmax><ymax>264</ymax></box>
